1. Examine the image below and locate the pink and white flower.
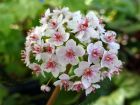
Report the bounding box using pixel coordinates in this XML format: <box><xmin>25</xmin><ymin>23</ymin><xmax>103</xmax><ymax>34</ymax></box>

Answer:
<box><xmin>21</xmin><ymin>49</ymin><xmax>30</xmax><ymax>66</ymax></box>
<box><xmin>56</xmin><ymin>39</ymin><xmax>85</xmax><ymax>65</ymax></box>
<box><xmin>71</xmin><ymin>81</ymin><xmax>84</xmax><ymax>92</ymax></box>
<box><xmin>74</xmin><ymin>61</ymin><xmax>101</xmax><ymax>89</ymax></box>
<box><xmin>48</xmin><ymin>28</ymin><xmax>69</xmax><ymax>46</ymax></box>
<box><xmin>68</xmin><ymin>13</ymin><xmax>99</xmax><ymax>42</ymax></box>
<box><xmin>54</xmin><ymin>74</ymin><xmax>73</xmax><ymax>90</ymax></box>
<box><xmin>85</xmin><ymin>84</ymin><xmax>100</xmax><ymax>96</ymax></box>
<box><xmin>101</xmin><ymin>31</ymin><xmax>116</xmax><ymax>43</ymax></box>
<box><xmin>101</xmin><ymin>31</ymin><xmax>120</xmax><ymax>52</ymax></box>
<box><xmin>42</xmin><ymin>42</ymin><xmax>55</xmax><ymax>55</ymax></box>
<box><xmin>107</xmin><ymin>60</ymin><xmax>122</xmax><ymax>80</ymax></box>
<box><xmin>101</xmin><ymin>50</ymin><xmax>118</xmax><ymax>69</ymax></box>
<box><xmin>48</xmin><ymin>15</ymin><xmax>63</xmax><ymax>29</ymax></box>
<box><xmin>41</xmin><ymin>85</ymin><xmax>51</xmax><ymax>92</ymax></box>
<box><xmin>41</xmin><ymin>55</ymin><xmax>66</xmax><ymax>77</ymax></box>
<box><xmin>87</xmin><ymin>41</ymin><xmax>104</xmax><ymax>64</ymax></box>
<box><xmin>40</xmin><ymin>9</ymin><xmax>51</xmax><ymax>25</ymax></box>
<box><xmin>29</xmin><ymin>63</ymin><xmax>44</xmax><ymax>76</ymax></box>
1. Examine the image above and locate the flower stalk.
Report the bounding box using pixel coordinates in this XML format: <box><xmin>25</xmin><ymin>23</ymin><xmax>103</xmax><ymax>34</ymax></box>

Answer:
<box><xmin>46</xmin><ymin>86</ymin><xmax>60</xmax><ymax>105</ymax></box>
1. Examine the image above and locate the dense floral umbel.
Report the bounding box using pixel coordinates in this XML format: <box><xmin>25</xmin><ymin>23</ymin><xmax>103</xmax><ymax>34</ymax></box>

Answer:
<box><xmin>22</xmin><ymin>7</ymin><xmax>122</xmax><ymax>95</ymax></box>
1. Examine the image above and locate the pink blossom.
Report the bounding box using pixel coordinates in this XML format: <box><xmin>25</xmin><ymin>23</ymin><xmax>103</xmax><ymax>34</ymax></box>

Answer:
<box><xmin>87</xmin><ymin>41</ymin><xmax>104</xmax><ymax>64</ymax></box>
<box><xmin>41</xmin><ymin>55</ymin><xmax>65</xmax><ymax>77</ymax></box>
<box><xmin>101</xmin><ymin>50</ymin><xmax>118</xmax><ymax>69</ymax></box>
<box><xmin>71</xmin><ymin>81</ymin><xmax>84</xmax><ymax>92</ymax></box>
<box><xmin>48</xmin><ymin>28</ymin><xmax>69</xmax><ymax>46</ymax></box>
<box><xmin>56</xmin><ymin>39</ymin><xmax>85</xmax><ymax>65</ymax></box>
<box><xmin>101</xmin><ymin>31</ymin><xmax>116</xmax><ymax>43</ymax></box>
<box><xmin>74</xmin><ymin>61</ymin><xmax>101</xmax><ymax>89</ymax></box>
<box><xmin>29</xmin><ymin>63</ymin><xmax>44</xmax><ymax>76</ymax></box>
<box><xmin>68</xmin><ymin>14</ymin><xmax>100</xmax><ymax>42</ymax></box>
<box><xmin>41</xmin><ymin>85</ymin><xmax>51</xmax><ymax>92</ymax></box>
<box><xmin>85</xmin><ymin>84</ymin><xmax>100</xmax><ymax>96</ymax></box>
<box><xmin>54</xmin><ymin>74</ymin><xmax>73</xmax><ymax>90</ymax></box>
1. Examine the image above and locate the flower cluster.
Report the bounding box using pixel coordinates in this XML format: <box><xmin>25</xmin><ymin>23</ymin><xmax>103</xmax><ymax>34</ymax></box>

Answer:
<box><xmin>21</xmin><ymin>7</ymin><xmax>122</xmax><ymax>95</ymax></box>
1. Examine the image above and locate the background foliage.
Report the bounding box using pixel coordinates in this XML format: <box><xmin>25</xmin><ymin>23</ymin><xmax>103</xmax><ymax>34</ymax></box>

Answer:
<box><xmin>0</xmin><ymin>0</ymin><xmax>140</xmax><ymax>105</ymax></box>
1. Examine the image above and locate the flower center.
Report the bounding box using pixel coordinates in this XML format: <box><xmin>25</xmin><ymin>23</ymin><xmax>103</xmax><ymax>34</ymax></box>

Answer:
<box><xmin>30</xmin><ymin>34</ymin><xmax>39</xmax><ymax>41</ymax></box>
<box><xmin>32</xmin><ymin>44</ymin><xmax>41</xmax><ymax>54</ymax></box>
<box><xmin>79</xmin><ymin>19</ymin><xmax>88</xmax><ymax>31</ymax></box>
<box><xmin>92</xmin><ymin>49</ymin><xmax>99</xmax><ymax>57</ymax></box>
<box><xmin>46</xmin><ymin>60</ymin><xmax>56</xmax><ymax>69</ymax></box>
<box><xmin>33</xmin><ymin>65</ymin><xmax>41</xmax><ymax>75</ymax></box>
<box><xmin>73</xmin><ymin>83</ymin><xmax>82</xmax><ymax>92</ymax></box>
<box><xmin>104</xmin><ymin>55</ymin><xmax>113</xmax><ymax>62</ymax></box>
<box><xmin>105</xmin><ymin>35</ymin><xmax>115</xmax><ymax>42</ymax></box>
<box><xmin>54</xmin><ymin>32</ymin><xmax>63</xmax><ymax>41</ymax></box>
<box><xmin>44</xmin><ymin>45</ymin><xmax>53</xmax><ymax>53</ymax></box>
<box><xmin>84</xmin><ymin>68</ymin><xmax>93</xmax><ymax>77</ymax></box>
<box><xmin>61</xmin><ymin>80</ymin><xmax>69</xmax><ymax>90</ymax></box>
<box><xmin>65</xmin><ymin>49</ymin><xmax>75</xmax><ymax>59</ymax></box>
<box><xmin>50</xmin><ymin>20</ymin><xmax>57</xmax><ymax>28</ymax></box>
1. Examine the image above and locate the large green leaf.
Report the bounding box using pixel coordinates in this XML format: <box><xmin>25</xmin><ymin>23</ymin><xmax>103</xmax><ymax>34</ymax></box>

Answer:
<box><xmin>92</xmin><ymin>89</ymin><xmax>125</xmax><ymax>105</ymax></box>
<box><xmin>113</xmin><ymin>71</ymin><xmax>140</xmax><ymax>99</ymax></box>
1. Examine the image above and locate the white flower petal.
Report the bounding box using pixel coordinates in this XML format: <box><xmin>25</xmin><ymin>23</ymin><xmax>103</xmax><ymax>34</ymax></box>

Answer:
<box><xmin>59</xmin><ymin>74</ymin><xmax>70</xmax><ymax>80</ymax></box>
<box><xmin>66</xmin><ymin>39</ymin><xmax>76</xmax><ymax>48</ymax></box>
<box><xmin>74</xmin><ymin>68</ymin><xmax>84</xmax><ymax>77</ymax></box>
<box><xmin>82</xmin><ymin>77</ymin><xmax>91</xmax><ymax>89</ymax></box>
<box><xmin>92</xmin><ymin>84</ymin><xmax>100</xmax><ymax>89</ymax></box>
<box><xmin>79</xmin><ymin>61</ymin><xmax>90</xmax><ymax>69</ymax></box>
<box><xmin>75</xmin><ymin>45</ymin><xmax>85</xmax><ymax>56</ymax></box>
<box><xmin>87</xmin><ymin>43</ymin><xmax>94</xmax><ymax>54</ymax></box>
<box><xmin>52</xmin><ymin>68</ymin><xmax>59</xmax><ymax>78</ymax></box>
<box><xmin>54</xmin><ymin>80</ymin><xmax>61</xmax><ymax>86</ymax></box>
<box><xmin>85</xmin><ymin>87</ymin><xmax>93</xmax><ymax>96</ymax></box>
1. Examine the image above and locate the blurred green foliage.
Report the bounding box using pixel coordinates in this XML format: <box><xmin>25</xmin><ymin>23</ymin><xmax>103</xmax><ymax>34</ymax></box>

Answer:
<box><xmin>0</xmin><ymin>0</ymin><xmax>140</xmax><ymax>105</ymax></box>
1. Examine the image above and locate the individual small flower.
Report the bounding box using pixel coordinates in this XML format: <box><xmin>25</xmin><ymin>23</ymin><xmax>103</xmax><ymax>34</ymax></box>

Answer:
<box><xmin>87</xmin><ymin>41</ymin><xmax>104</xmax><ymax>64</ymax></box>
<box><xmin>48</xmin><ymin>27</ymin><xmax>69</xmax><ymax>46</ymax></box>
<box><xmin>108</xmin><ymin>42</ymin><xmax>120</xmax><ymax>53</ymax></box>
<box><xmin>32</xmin><ymin>43</ymin><xmax>42</xmax><ymax>54</ymax></box>
<box><xmin>71</xmin><ymin>81</ymin><xmax>84</xmax><ymax>92</ymax></box>
<box><xmin>85</xmin><ymin>84</ymin><xmax>100</xmax><ymax>96</ymax></box>
<box><xmin>40</xmin><ymin>9</ymin><xmax>51</xmax><ymax>25</ymax></box>
<box><xmin>29</xmin><ymin>63</ymin><xmax>44</xmax><ymax>76</ymax></box>
<box><xmin>54</xmin><ymin>74</ymin><xmax>73</xmax><ymax>90</ymax></box>
<box><xmin>106</xmin><ymin>60</ymin><xmax>122</xmax><ymax>80</ymax></box>
<box><xmin>48</xmin><ymin>14</ymin><xmax>63</xmax><ymax>29</ymax></box>
<box><xmin>101</xmin><ymin>50</ymin><xmax>118</xmax><ymax>69</ymax></box>
<box><xmin>21</xmin><ymin>50</ymin><xmax>30</xmax><ymax>66</ymax></box>
<box><xmin>42</xmin><ymin>42</ymin><xmax>55</xmax><ymax>55</ymax></box>
<box><xmin>41</xmin><ymin>85</ymin><xmax>51</xmax><ymax>92</ymax></box>
<box><xmin>56</xmin><ymin>39</ymin><xmax>85</xmax><ymax>65</ymax></box>
<box><xmin>68</xmin><ymin>14</ymin><xmax>99</xmax><ymax>42</ymax></box>
<box><xmin>101</xmin><ymin>31</ymin><xmax>116</xmax><ymax>43</ymax></box>
<box><xmin>41</xmin><ymin>55</ymin><xmax>66</xmax><ymax>78</ymax></box>
<box><xmin>74</xmin><ymin>61</ymin><xmax>101</xmax><ymax>89</ymax></box>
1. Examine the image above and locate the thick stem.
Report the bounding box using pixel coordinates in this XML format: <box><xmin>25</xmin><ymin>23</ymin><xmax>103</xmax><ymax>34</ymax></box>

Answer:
<box><xmin>46</xmin><ymin>86</ymin><xmax>60</xmax><ymax>105</ymax></box>
<box><xmin>46</xmin><ymin>64</ymin><xmax>72</xmax><ymax>105</ymax></box>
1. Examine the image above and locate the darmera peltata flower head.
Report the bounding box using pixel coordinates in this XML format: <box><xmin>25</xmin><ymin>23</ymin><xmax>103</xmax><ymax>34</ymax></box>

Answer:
<box><xmin>22</xmin><ymin>7</ymin><xmax>122</xmax><ymax>96</ymax></box>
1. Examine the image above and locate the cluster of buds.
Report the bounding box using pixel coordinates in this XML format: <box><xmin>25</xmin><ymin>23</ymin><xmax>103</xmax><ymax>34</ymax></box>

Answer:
<box><xmin>22</xmin><ymin>7</ymin><xmax>122</xmax><ymax>95</ymax></box>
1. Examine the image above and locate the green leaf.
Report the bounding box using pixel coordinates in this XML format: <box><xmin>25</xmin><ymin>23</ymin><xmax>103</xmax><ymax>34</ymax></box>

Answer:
<box><xmin>92</xmin><ymin>89</ymin><xmax>125</xmax><ymax>105</ymax></box>
<box><xmin>113</xmin><ymin>71</ymin><xmax>140</xmax><ymax>99</ymax></box>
